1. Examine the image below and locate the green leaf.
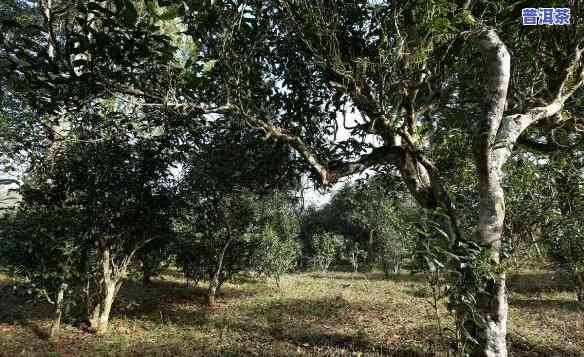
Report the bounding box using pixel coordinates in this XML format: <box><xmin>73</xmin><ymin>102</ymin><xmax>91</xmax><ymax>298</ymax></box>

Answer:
<box><xmin>202</xmin><ymin>59</ymin><xmax>218</xmax><ymax>73</ymax></box>
<box><xmin>146</xmin><ymin>1</ymin><xmax>160</xmax><ymax>17</ymax></box>
<box><xmin>157</xmin><ymin>5</ymin><xmax>183</xmax><ymax>21</ymax></box>
<box><xmin>121</xmin><ymin>2</ymin><xmax>138</xmax><ymax>25</ymax></box>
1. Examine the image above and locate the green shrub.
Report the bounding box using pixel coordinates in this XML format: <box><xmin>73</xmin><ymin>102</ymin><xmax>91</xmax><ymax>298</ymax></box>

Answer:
<box><xmin>311</xmin><ymin>232</ymin><xmax>343</xmax><ymax>272</ymax></box>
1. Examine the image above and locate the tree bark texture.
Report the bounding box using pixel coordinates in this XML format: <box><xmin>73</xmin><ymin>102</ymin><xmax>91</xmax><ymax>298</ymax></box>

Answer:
<box><xmin>49</xmin><ymin>283</ymin><xmax>66</xmax><ymax>339</ymax></box>
<box><xmin>471</xmin><ymin>29</ymin><xmax>512</xmax><ymax>357</ymax></box>
<box><xmin>87</xmin><ymin>246</ymin><xmax>129</xmax><ymax>334</ymax></box>
<box><xmin>208</xmin><ymin>236</ymin><xmax>234</xmax><ymax>306</ymax></box>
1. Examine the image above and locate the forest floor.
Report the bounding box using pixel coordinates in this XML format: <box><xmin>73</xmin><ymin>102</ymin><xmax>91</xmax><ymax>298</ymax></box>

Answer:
<box><xmin>0</xmin><ymin>270</ymin><xmax>582</xmax><ymax>357</ymax></box>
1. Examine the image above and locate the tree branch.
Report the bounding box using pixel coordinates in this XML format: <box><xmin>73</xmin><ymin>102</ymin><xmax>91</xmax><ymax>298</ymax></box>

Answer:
<box><xmin>496</xmin><ymin>45</ymin><xmax>584</xmax><ymax>149</ymax></box>
<box><xmin>516</xmin><ymin>135</ymin><xmax>577</xmax><ymax>153</ymax></box>
<box><xmin>105</xmin><ymin>78</ymin><xmax>402</xmax><ymax>184</ymax></box>
<box><xmin>243</xmin><ymin>114</ymin><xmax>402</xmax><ymax>185</ymax></box>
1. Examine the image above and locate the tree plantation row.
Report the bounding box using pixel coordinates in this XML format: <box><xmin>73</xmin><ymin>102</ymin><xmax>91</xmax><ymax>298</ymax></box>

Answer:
<box><xmin>0</xmin><ymin>1</ymin><xmax>583</xmax><ymax>356</ymax></box>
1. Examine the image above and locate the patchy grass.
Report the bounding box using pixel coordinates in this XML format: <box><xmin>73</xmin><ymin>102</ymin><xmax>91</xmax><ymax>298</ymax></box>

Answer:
<box><xmin>0</xmin><ymin>271</ymin><xmax>582</xmax><ymax>356</ymax></box>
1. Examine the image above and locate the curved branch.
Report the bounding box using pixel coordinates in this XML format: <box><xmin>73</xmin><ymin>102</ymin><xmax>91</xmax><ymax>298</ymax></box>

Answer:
<box><xmin>496</xmin><ymin>45</ymin><xmax>584</xmax><ymax>151</ymax></box>
<box><xmin>243</xmin><ymin>114</ymin><xmax>402</xmax><ymax>185</ymax></box>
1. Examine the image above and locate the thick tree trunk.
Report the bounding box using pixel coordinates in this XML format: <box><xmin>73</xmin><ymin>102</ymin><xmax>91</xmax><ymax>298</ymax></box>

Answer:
<box><xmin>464</xmin><ymin>23</ymin><xmax>583</xmax><ymax>357</ymax></box>
<box><xmin>89</xmin><ymin>302</ymin><xmax>101</xmax><ymax>330</ymax></box>
<box><xmin>87</xmin><ymin>246</ymin><xmax>129</xmax><ymax>334</ymax></box>
<box><xmin>49</xmin><ymin>283</ymin><xmax>66</xmax><ymax>339</ymax></box>
<box><xmin>470</xmin><ymin>254</ymin><xmax>508</xmax><ymax>357</ymax></box>
<box><xmin>88</xmin><ymin>282</ymin><xmax>118</xmax><ymax>334</ymax></box>
<box><xmin>95</xmin><ymin>278</ymin><xmax>117</xmax><ymax>334</ymax></box>
<box><xmin>471</xmin><ymin>29</ymin><xmax>512</xmax><ymax>357</ymax></box>
<box><xmin>397</xmin><ymin>131</ymin><xmax>510</xmax><ymax>356</ymax></box>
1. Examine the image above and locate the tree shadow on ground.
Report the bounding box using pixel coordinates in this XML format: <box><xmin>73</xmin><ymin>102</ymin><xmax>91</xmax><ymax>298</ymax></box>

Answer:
<box><xmin>283</xmin><ymin>331</ymin><xmax>434</xmax><ymax>357</ymax></box>
<box><xmin>107</xmin><ymin>294</ymin><xmax>435</xmax><ymax>356</ymax></box>
<box><xmin>0</xmin><ymin>280</ymin><xmax>54</xmax><ymax>325</ymax></box>
<box><xmin>230</xmin><ymin>272</ymin><xmax>271</xmax><ymax>285</ymax></box>
<box><xmin>133</xmin><ymin>275</ymin><xmax>264</xmax><ymax>300</ymax></box>
<box><xmin>119</xmin><ymin>301</ymin><xmax>214</xmax><ymax>328</ymax></box>
<box><xmin>508</xmin><ymin>333</ymin><xmax>583</xmax><ymax>357</ymax></box>
<box><xmin>0</xmin><ymin>275</ymin><xmax>258</xmax><ymax>331</ymax></box>
<box><xmin>509</xmin><ymin>297</ymin><xmax>582</xmax><ymax>313</ymax></box>
<box><xmin>4</xmin><ymin>273</ymin><xmax>582</xmax><ymax>357</ymax></box>
<box><xmin>136</xmin><ymin>341</ymin><xmax>432</xmax><ymax>357</ymax></box>
<box><xmin>223</xmin><ymin>296</ymin><xmax>434</xmax><ymax>356</ymax></box>
<box><xmin>397</xmin><ymin>271</ymin><xmax>575</xmax><ymax>299</ymax></box>
<box><xmin>120</xmin><ymin>278</ymin><xmax>209</xmax><ymax>305</ymax></box>
<box><xmin>0</xmin><ymin>278</ymin><xmax>56</xmax><ymax>342</ymax></box>
<box><xmin>308</xmin><ymin>271</ymin><xmax>426</xmax><ymax>283</ymax></box>
<box><xmin>507</xmin><ymin>272</ymin><xmax>573</xmax><ymax>294</ymax></box>
<box><xmin>114</xmin><ymin>278</ymin><xmax>264</xmax><ymax>327</ymax></box>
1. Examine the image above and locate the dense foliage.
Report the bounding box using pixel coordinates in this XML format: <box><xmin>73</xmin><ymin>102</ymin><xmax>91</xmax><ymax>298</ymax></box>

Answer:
<box><xmin>0</xmin><ymin>1</ymin><xmax>582</xmax><ymax>355</ymax></box>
